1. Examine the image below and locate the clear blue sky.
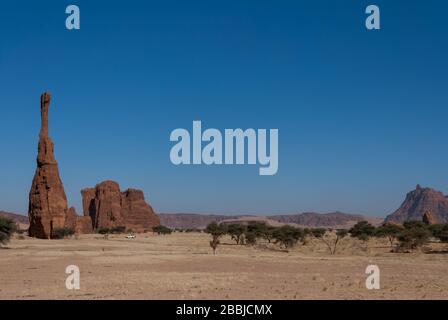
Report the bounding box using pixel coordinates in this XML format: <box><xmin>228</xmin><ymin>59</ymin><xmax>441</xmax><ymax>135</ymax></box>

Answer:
<box><xmin>0</xmin><ymin>1</ymin><xmax>447</xmax><ymax>217</ymax></box>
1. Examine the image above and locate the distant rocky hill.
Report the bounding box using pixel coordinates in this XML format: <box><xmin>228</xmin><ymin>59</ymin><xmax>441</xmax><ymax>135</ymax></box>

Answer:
<box><xmin>385</xmin><ymin>184</ymin><xmax>448</xmax><ymax>224</ymax></box>
<box><xmin>0</xmin><ymin>211</ymin><xmax>28</xmax><ymax>224</ymax></box>
<box><xmin>269</xmin><ymin>212</ymin><xmax>382</xmax><ymax>228</ymax></box>
<box><xmin>158</xmin><ymin>214</ymin><xmax>235</xmax><ymax>229</ymax></box>
<box><xmin>159</xmin><ymin>212</ymin><xmax>383</xmax><ymax>229</ymax></box>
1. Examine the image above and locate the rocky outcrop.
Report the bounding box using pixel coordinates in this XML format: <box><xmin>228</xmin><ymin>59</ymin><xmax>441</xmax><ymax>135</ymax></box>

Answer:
<box><xmin>28</xmin><ymin>93</ymin><xmax>94</xmax><ymax>238</ymax></box>
<box><xmin>385</xmin><ymin>185</ymin><xmax>448</xmax><ymax>224</ymax></box>
<box><xmin>28</xmin><ymin>93</ymin><xmax>69</xmax><ymax>239</ymax></box>
<box><xmin>65</xmin><ymin>207</ymin><xmax>93</xmax><ymax>234</ymax></box>
<box><xmin>422</xmin><ymin>211</ymin><xmax>438</xmax><ymax>225</ymax></box>
<box><xmin>269</xmin><ymin>212</ymin><xmax>383</xmax><ymax>227</ymax></box>
<box><xmin>82</xmin><ymin>181</ymin><xmax>160</xmax><ymax>232</ymax></box>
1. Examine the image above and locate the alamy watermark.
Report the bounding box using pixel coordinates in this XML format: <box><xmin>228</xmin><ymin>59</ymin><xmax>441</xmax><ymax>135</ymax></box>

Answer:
<box><xmin>65</xmin><ymin>265</ymin><xmax>80</xmax><ymax>290</ymax></box>
<box><xmin>170</xmin><ymin>121</ymin><xmax>278</xmax><ymax>176</ymax></box>
<box><xmin>365</xmin><ymin>264</ymin><xmax>380</xmax><ymax>290</ymax></box>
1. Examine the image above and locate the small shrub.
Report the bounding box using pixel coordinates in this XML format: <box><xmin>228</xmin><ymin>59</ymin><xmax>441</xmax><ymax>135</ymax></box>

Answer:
<box><xmin>429</xmin><ymin>224</ymin><xmax>448</xmax><ymax>243</ymax></box>
<box><xmin>0</xmin><ymin>217</ymin><xmax>15</xmax><ymax>247</ymax></box>
<box><xmin>153</xmin><ymin>225</ymin><xmax>172</xmax><ymax>235</ymax></box>
<box><xmin>97</xmin><ymin>227</ymin><xmax>110</xmax><ymax>235</ymax></box>
<box><xmin>110</xmin><ymin>226</ymin><xmax>126</xmax><ymax>234</ymax></box>
<box><xmin>52</xmin><ymin>227</ymin><xmax>75</xmax><ymax>239</ymax></box>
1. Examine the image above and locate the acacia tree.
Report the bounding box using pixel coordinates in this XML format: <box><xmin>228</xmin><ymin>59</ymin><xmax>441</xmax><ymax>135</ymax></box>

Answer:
<box><xmin>153</xmin><ymin>225</ymin><xmax>172</xmax><ymax>235</ymax></box>
<box><xmin>349</xmin><ymin>221</ymin><xmax>376</xmax><ymax>251</ymax></box>
<box><xmin>227</xmin><ymin>224</ymin><xmax>246</xmax><ymax>245</ymax></box>
<box><xmin>205</xmin><ymin>222</ymin><xmax>227</xmax><ymax>254</ymax></box>
<box><xmin>0</xmin><ymin>217</ymin><xmax>16</xmax><ymax>247</ymax></box>
<box><xmin>243</xmin><ymin>222</ymin><xmax>269</xmax><ymax>245</ymax></box>
<box><xmin>396</xmin><ymin>221</ymin><xmax>431</xmax><ymax>251</ymax></box>
<box><xmin>310</xmin><ymin>228</ymin><xmax>348</xmax><ymax>255</ymax></box>
<box><xmin>272</xmin><ymin>225</ymin><xmax>304</xmax><ymax>249</ymax></box>
<box><xmin>429</xmin><ymin>224</ymin><xmax>448</xmax><ymax>243</ymax></box>
<box><xmin>264</xmin><ymin>226</ymin><xmax>276</xmax><ymax>243</ymax></box>
<box><xmin>375</xmin><ymin>223</ymin><xmax>404</xmax><ymax>248</ymax></box>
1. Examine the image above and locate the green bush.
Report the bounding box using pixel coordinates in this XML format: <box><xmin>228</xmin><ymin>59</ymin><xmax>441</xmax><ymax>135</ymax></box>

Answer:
<box><xmin>375</xmin><ymin>223</ymin><xmax>403</xmax><ymax>248</ymax></box>
<box><xmin>429</xmin><ymin>224</ymin><xmax>448</xmax><ymax>243</ymax></box>
<box><xmin>396</xmin><ymin>221</ymin><xmax>431</xmax><ymax>251</ymax></box>
<box><xmin>244</xmin><ymin>231</ymin><xmax>258</xmax><ymax>245</ymax></box>
<box><xmin>153</xmin><ymin>225</ymin><xmax>172</xmax><ymax>235</ymax></box>
<box><xmin>52</xmin><ymin>227</ymin><xmax>75</xmax><ymax>239</ymax></box>
<box><xmin>205</xmin><ymin>222</ymin><xmax>227</xmax><ymax>254</ymax></box>
<box><xmin>97</xmin><ymin>227</ymin><xmax>110</xmax><ymax>235</ymax></box>
<box><xmin>0</xmin><ymin>217</ymin><xmax>15</xmax><ymax>246</ymax></box>
<box><xmin>110</xmin><ymin>226</ymin><xmax>126</xmax><ymax>234</ymax></box>
<box><xmin>272</xmin><ymin>225</ymin><xmax>304</xmax><ymax>249</ymax></box>
<box><xmin>205</xmin><ymin>222</ymin><xmax>227</xmax><ymax>237</ymax></box>
<box><xmin>349</xmin><ymin>221</ymin><xmax>376</xmax><ymax>242</ymax></box>
<box><xmin>227</xmin><ymin>224</ymin><xmax>246</xmax><ymax>245</ymax></box>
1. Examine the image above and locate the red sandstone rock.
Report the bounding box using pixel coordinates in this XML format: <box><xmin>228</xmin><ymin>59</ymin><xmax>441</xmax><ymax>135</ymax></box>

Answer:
<box><xmin>28</xmin><ymin>93</ymin><xmax>69</xmax><ymax>239</ymax></box>
<box><xmin>422</xmin><ymin>211</ymin><xmax>438</xmax><ymax>225</ymax></box>
<box><xmin>385</xmin><ymin>185</ymin><xmax>448</xmax><ymax>224</ymax></box>
<box><xmin>65</xmin><ymin>207</ymin><xmax>93</xmax><ymax>234</ymax></box>
<box><xmin>82</xmin><ymin>181</ymin><xmax>160</xmax><ymax>232</ymax></box>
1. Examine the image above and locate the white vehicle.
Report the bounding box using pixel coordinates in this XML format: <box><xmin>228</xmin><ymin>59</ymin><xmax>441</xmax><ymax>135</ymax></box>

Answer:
<box><xmin>125</xmin><ymin>234</ymin><xmax>136</xmax><ymax>239</ymax></box>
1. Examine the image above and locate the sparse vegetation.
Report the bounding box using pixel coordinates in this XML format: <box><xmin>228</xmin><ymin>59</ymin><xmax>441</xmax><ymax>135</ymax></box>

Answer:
<box><xmin>429</xmin><ymin>224</ymin><xmax>448</xmax><ymax>243</ymax></box>
<box><xmin>349</xmin><ymin>221</ymin><xmax>376</xmax><ymax>242</ymax></box>
<box><xmin>111</xmin><ymin>226</ymin><xmax>126</xmax><ymax>234</ymax></box>
<box><xmin>153</xmin><ymin>225</ymin><xmax>172</xmax><ymax>235</ymax></box>
<box><xmin>375</xmin><ymin>223</ymin><xmax>403</xmax><ymax>248</ymax></box>
<box><xmin>227</xmin><ymin>224</ymin><xmax>246</xmax><ymax>245</ymax></box>
<box><xmin>0</xmin><ymin>217</ymin><xmax>15</xmax><ymax>247</ymax></box>
<box><xmin>311</xmin><ymin>228</ymin><xmax>348</xmax><ymax>254</ymax></box>
<box><xmin>201</xmin><ymin>219</ymin><xmax>448</xmax><ymax>255</ymax></box>
<box><xmin>97</xmin><ymin>227</ymin><xmax>110</xmax><ymax>234</ymax></box>
<box><xmin>272</xmin><ymin>225</ymin><xmax>304</xmax><ymax>249</ymax></box>
<box><xmin>205</xmin><ymin>222</ymin><xmax>227</xmax><ymax>254</ymax></box>
<box><xmin>396</xmin><ymin>221</ymin><xmax>431</xmax><ymax>251</ymax></box>
<box><xmin>52</xmin><ymin>227</ymin><xmax>75</xmax><ymax>239</ymax></box>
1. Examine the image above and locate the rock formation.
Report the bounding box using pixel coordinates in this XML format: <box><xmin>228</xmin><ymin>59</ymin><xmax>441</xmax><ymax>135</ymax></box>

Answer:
<box><xmin>28</xmin><ymin>92</ymin><xmax>92</xmax><ymax>238</ymax></box>
<box><xmin>28</xmin><ymin>93</ymin><xmax>69</xmax><ymax>238</ymax></box>
<box><xmin>385</xmin><ymin>185</ymin><xmax>448</xmax><ymax>224</ymax></box>
<box><xmin>65</xmin><ymin>207</ymin><xmax>93</xmax><ymax>234</ymax></box>
<box><xmin>422</xmin><ymin>210</ymin><xmax>438</xmax><ymax>225</ymax></box>
<box><xmin>81</xmin><ymin>181</ymin><xmax>160</xmax><ymax>232</ymax></box>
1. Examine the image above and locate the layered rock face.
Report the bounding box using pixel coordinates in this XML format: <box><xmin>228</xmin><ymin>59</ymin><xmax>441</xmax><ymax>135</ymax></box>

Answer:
<box><xmin>385</xmin><ymin>185</ymin><xmax>448</xmax><ymax>224</ymax></box>
<box><xmin>82</xmin><ymin>181</ymin><xmax>160</xmax><ymax>232</ymax></box>
<box><xmin>28</xmin><ymin>93</ymin><xmax>69</xmax><ymax>238</ymax></box>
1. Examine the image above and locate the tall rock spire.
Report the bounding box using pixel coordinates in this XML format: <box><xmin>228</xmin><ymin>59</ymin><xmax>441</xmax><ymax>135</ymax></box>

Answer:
<box><xmin>28</xmin><ymin>92</ymin><xmax>68</xmax><ymax>239</ymax></box>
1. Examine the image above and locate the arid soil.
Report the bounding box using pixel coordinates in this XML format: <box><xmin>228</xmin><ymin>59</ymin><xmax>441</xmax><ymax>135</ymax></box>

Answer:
<box><xmin>1</xmin><ymin>233</ymin><xmax>447</xmax><ymax>300</ymax></box>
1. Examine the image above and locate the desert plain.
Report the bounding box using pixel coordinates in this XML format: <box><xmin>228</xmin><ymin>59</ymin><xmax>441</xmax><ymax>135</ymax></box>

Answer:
<box><xmin>1</xmin><ymin>232</ymin><xmax>447</xmax><ymax>300</ymax></box>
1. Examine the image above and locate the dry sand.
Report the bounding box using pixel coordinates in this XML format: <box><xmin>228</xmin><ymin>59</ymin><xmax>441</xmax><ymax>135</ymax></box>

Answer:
<box><xmin>1</xmin><ymin>233</ymin><xmax>447</xmax><ymax>300</ymax></box>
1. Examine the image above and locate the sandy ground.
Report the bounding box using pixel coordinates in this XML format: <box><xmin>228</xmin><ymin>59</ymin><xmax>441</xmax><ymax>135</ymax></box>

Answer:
<box><xmin>1</xmin><ymin>232</ymin><xmax>447</xmax><ymax>300</ymax></box>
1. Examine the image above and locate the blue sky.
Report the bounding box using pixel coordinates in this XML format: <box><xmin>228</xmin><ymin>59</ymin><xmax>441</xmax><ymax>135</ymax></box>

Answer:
<box><xmin>0</xmin><ymin>1</ymin><xmax>447</xmax><ymax>216</ymax></box>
